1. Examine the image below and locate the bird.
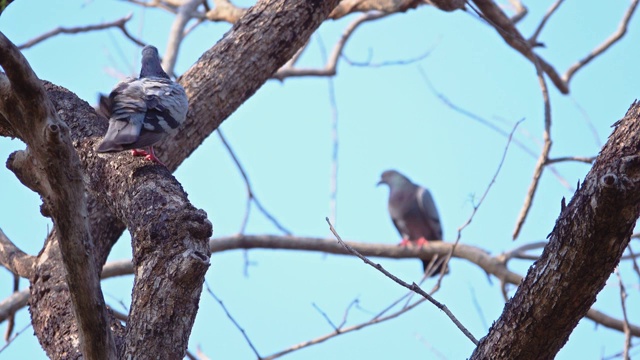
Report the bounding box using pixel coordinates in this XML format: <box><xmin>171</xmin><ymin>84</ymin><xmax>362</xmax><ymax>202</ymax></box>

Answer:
<box><xmin>377</xmin><ymin>169</ymin><xmax>446</xmax><ymax>276</ymax></box>
<box><xmin>96</xmin><ymin>45</ymin><xmax>188</xmax><ymax>166</ymax></box>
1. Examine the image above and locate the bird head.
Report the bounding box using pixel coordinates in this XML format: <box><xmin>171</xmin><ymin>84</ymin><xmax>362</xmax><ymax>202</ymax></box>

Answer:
<box><xmin>140</xmin><ymin>45</ymin><xmax>170</xmax><ymax>79</ymax></box>
<box><xmin>377</xmin><ymin>170</ymin><xmax>410</xmax><ymax>189</ymax></box>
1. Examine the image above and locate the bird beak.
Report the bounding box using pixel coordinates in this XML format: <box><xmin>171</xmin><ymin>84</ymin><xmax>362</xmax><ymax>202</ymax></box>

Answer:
<box><xmin>376</xmin><ymin>180</ymin><xmax>384</xmax><ymax>186</ymax></box>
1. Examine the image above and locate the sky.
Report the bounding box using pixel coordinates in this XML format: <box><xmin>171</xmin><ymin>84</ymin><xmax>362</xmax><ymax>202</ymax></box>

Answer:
<box><xmin>1</xmin><ymin>1</ymin><xmax>640</xmax><ymax>359</ymax></box>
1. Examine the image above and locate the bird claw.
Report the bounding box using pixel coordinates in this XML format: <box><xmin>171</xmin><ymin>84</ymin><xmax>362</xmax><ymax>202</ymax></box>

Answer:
<box><xmin>398</xmin><ymin>238</ymin><xmax>411</xmax><ymax>246</ymax></box>
<box><xmin>414</xmin><ymin>237</ymin><xmax>429</xmax><ymax>246</ymax></box>
<box><xmin>144</xmin><ymin>154</ymin><xmax>166</xmax><ymax>166</ymax></box>
<box><xmin>131</xmin><ymin>149</ymin><xmax>149</xmax><ymax>157</ymax></box>
<box><xmin>132</xmin><ymin>148</ymin><xmax>166</xmax><ymax>166</ymax></box>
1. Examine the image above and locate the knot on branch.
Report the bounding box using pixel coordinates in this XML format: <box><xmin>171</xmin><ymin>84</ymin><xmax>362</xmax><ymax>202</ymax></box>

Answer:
<box><xmin>599</xmin><ymin>173</ymin><xmax>618</xmax><ymax>188</ymax></box>
<box><xmin>174</xmin><ymin>249</ymin><xmax>211</xmax><ymax>283</ymax></box>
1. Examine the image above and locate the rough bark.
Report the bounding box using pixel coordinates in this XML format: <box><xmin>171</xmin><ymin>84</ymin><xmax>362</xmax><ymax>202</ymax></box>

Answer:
<box><xmin>470</xmin><ymin>101</ymin><xmax>640</xmax><ymax>359</ymax></box>
<box><xmin>0</xmin><ymin>32</ymin><xmax>116</xmax><ymax>360</ymax></box>
<box><xmin>1</xmin><ymin>0</ymin><xmax>341</xmax><ymax>357</ymax></box>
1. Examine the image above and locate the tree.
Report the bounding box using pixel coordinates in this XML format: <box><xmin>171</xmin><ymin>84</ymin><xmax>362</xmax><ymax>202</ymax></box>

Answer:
<box><xmin>1</xmin><ymin>0</ymin><xmax>639</xmax><ymax>359</ymax></box>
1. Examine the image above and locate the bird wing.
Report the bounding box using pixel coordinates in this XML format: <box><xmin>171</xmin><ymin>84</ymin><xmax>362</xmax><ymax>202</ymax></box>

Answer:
<box><xmin>96</xmin><ymin>78</ymin><xmax>146</xmax><ymax>152</ymax></box>
<box><xmin>416</xmin><ymin>187</ymin><xmax>443</xmax><ymax>240</ymax></box>
<box><xmin>140</xmin><ymin>78</ymin><xmax>188</xmax><ymax>133</ymax></box>
<box><xmin>96</xmin><ymin>77</ymin><xmax>188</xmax><ymax>152</ymax></box>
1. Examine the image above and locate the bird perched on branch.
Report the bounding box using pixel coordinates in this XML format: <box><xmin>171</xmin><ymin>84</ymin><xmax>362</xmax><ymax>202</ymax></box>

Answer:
<box><xmin>378</xmin><ymin>170</ymin><xmax>446</xmax><ymax>276</ymax></box>
<box><xmin>96</xmin><ymin>45</ymin><xmax>188</xmax><ymax>166</ymax></box>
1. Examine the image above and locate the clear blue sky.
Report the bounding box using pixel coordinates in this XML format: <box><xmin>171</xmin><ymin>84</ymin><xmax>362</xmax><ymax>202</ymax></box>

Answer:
<box><xmin>1</xmin><ymin>1</ymin><xmax>639</xmax><ymax>359</ymax></box>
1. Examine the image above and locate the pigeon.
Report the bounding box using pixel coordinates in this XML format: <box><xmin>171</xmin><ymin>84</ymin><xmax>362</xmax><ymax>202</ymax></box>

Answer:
<box><xmin>378</xmin><ymin>170</ymin><xmax>446</xmax><ymax>276</ymax></box>
<box><xmin>96</xmin><ymin>45</ymin><xmax>188</xmax><ymax>165</ymax></box>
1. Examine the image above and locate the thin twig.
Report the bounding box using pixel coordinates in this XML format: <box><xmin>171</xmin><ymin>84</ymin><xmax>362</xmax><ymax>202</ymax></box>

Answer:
<box><xmin>204</xmin><ymin>281</ymin><xmax>262</xmax><ymax>359</ymax></box>
<box><xmin>18</xmin><ymin>13</ymin><xmax>144</xmax><ymax>50</ymax></box>
<box><xmin>326</xmin><ymin>218</ymin><xmax>478</xmax><ymax>345</ymax></box>
<box><xmin>263</xmin><ymin>297</ymin><xmax>426</xmax><ymax>360</ymax></box>
<box><xmin>316</xmin><ymin>34</ymin><xmax>339</xmax><ymax>225</ymax></box>
<box><xmin>545</xmin><ymin>156</ymin><xmax>595</xmax><ymax>165</ymax></box>
<box><xmin>337</xmin><ymin>298</ymin><xmax>358</xmax><ymax>329</ymax></box>
<box><xmin>512</xmin><ymin>56</ymin><xmax>552</xmax><ymax>240</ymax></box>
<box><xmin>615</xmin><ymin>270</ymin><xmax>632</xmax><ymax>360</ymax></box>
<box><xmin>570</xmin><ymin>96</ymin><xmax>602</xmax><ymax>148</ymax></box>
<box><xmin>217</xmin><ymin>130</ymin><xmax>292</xmax><ymax>235</ymax></box>
<box><xmin>563</xmin><ymin>0</ymin><xmax>640</xmax><ymax>85</ymax></box>
<box><xmin>528</xmin><ymin>0</ymin><xmax>564</xmax><ymax>46</ymax></box>
<box><xmin>627</xmin><ymin>244</ymin><xmax>640</xmax><ymax>282</ymax></box>
<box><xmin>343</xmin><ymin>39</ymin><xmax>438</xmax><ymax>68</ymax></box>
<box><xmin>0</xmin><ymin>323</ymin><xmax>31</xmax><ymax>354</ymax></box>
<box><xmin>433</xmin><ymin>119</ymin><xmax>524</xmax><ymax>289</ymax></box>
<box><xmin>312</xmin><ymin>303</ymin><xmax>339</xmax><ymax>331</ymax></box>
<box><xmin>273</xmin><ymin>11</ymin><xmax>387</xmax><ymax>80</ymax></box>
<box><xmin>469</xmin><ymin>286</ymin><xmax>488</xmax><ymax>330</ymax></box>
<box><xmin>3</xmin><ymin>274</ymin><xmax>18</xmax><ymax>341</ymax></box>
<box><xmin>418</xmin><ymin>66</ymin><xmax>572</xmax><ymax>190</ymax></box>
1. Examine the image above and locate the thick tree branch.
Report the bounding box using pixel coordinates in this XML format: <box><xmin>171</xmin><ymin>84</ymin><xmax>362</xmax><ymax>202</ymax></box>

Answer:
<box><xmin>16</xmin><ymin>0</ymin><xmax>342</xmax><ymax>357</ymax></box>
<box><xmin>3</xmin><ymin>235</ymin><xmax>639</xmax><ymax>339</ymax></box>
<box><xmin>0</xmin><ymin>229</ymin><xmax>35</xmax><ymax>278</ymax></box>
<box><xmin>0</xmin><ymin>33</ymin><xmax>116</xmax><ymax>360</ymax></box>
<box><xmin>471</xmin><ymin>101</ymin><xmax>640</xmax><ymax>359</ymax></box>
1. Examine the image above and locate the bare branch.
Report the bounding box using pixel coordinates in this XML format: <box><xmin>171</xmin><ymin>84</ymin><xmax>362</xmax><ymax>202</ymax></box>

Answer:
<box><xmin>263</xmin><ymin>297</ymin><xmax>427</xmax><ymax>360</ymax></box>
<box><xmin>17</xmin><ymin>14</ymin><xmax>145</xmax><ymax>50</ymax></box>
<box><xmin>528</xmin><ymin>0</ymin><xmax>564</xmax><ymax>46</ymax></box>
<box><xmin>163</xmin><ymin>0</ymin><xmax>202</xmax><ymax>77</ymax></box>
<box><xmin>468</xmin><ymin>0</ymin><xmax>568</xmax><ymax>93</ymax></box>
<box><xmin>512</xmin><ymin>57</ymin><xmax>552</xmax><ymax>240</ymax></box>
<box><xmin>545</xmin><ymin>156</ymin><xmax>596</xmax><ymax>165</ymax></box>
<box><xmin>0</xmin><ymin>32</ymin><xmax>116</xmax><ymax>359</ymax></box>
<box><xmin>3</xmin><ymin>273</ymin><xmax>18</xmax><ymax>341</ymax></box>
<box><xmin>437</xmin><ymin>119</ymin><xmax>523</xmax><ymax>289</ymax></box>
<box><xmin>563</xmin><ymin>0</ymin><xmax>639</xmax><ymax>85</ymax></box>
<box><xmin>217</xmin><ymin>130</ymin><xmax>292</xmax><ymax>235</ymax></box>
<box><xmin>472</xmin><ymin>101</ymin><xmax>640</xmax><ymax>359</ymax></box>
<box><xmin>312</xmin><ymin>303</ymin><xmax>339</xmax><ymax>331</ymax></box>
<box><xmin>204</xmin><ymin>282</ymin><xmax>262</xmax><ymax>359</ymax></box>
<box><xmin>274</xmin><ymin>11</ymin><xmax>387</xmax><ymax>80</ymax></box>
<box><xmin>507</xmin><ymin>0</ymin><xmax>527</xmax><ymax>23</ymax></box>
<box><xmin>418</xmin><ymin>66</ymin><xmax>572</xmax><ymax>190</ymax></box>
<box><xmin>315</xmin><ymin>34</ymin><xmax>340</xmax><ymax>225</ymax></box>
<box><xmin>0</xmin><ymin>229</ymin><xmax>35</xmax><ymax>278</ymax></box>
<box><xmin>615</xmin><ymin>269</ymin><xmax>632</xmax><ymax>360</ymax></box>
<box><xmin>326</xmin><ymin>218</ymin><xmax>479</xmax><ymax>345</ymax></box>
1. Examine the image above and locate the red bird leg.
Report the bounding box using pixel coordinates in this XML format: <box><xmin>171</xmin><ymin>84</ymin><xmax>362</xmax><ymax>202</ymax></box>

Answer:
<box><xmin>143</xmin><ymin>146</ymin><xmax>166</xmax><ymax>166</ymax></box>
<box><xmin>399</xmin><ymin>238</ymin><xmax>411</xmax><ymax>246</ymax></box>
<box><xmin>414</xmin><ymin>237</ymin><xmax>429</xmax><ymax>246</ymax></box>
<box><xmin>131</xmin><ymin>149</ymin><xmax>149</xmax><ymax>157</ymax></box>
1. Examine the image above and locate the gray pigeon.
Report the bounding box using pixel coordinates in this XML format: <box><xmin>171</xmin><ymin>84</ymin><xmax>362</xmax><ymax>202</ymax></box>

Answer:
<box><xmin>96</xmin><ymin>45</ymin><xmax>188</xmax><ymax>165</ymax></box>
<box><xmin>378</xmin><ymin>170</ymin><xmax>446</xmax><ymax>276</ymax></box>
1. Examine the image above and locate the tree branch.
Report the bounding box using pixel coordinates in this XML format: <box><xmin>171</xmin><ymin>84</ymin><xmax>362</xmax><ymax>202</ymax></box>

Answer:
<box><xmin>0</xmin><ymin>229</ymin><xmax>35</xmax><ymax>279</ymax></box>
<box><xmin>563</xmin><ymin>0</ymin><xmax>639</xmax><ymax>85</ymax></box>
<box><xmin>17</xmin><ymin>13</ymin><xmax>145</xmax><ymax>50</ymax></box>
<box><xmin>471</xmin><ymin>101</ymin><xmax>640</xmax><ymax>359</ymax></box>
<box><xmin>0</xmin><ymin>32</ymin><xmax>116</xmax><ymax>360</ymax></box>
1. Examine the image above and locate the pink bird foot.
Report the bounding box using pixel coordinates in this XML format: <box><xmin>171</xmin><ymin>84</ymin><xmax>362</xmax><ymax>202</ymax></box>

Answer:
<box><xmin>398</xmin><ymin>238</ymin><xmax>411</xmax><ymax>246</ymax></box>
<box><xmin>131</xmin><ymin>149</ymin><xmax>149</xmax><ymax>157</ymax></box>
<box><xmin>414</xmin><ymin>237</ymin><xmax>429</xmax><ymax>246</ymax></box>
<box><xmin>132</xmin><ymin>147</ymin><xmax>166</xmax><ymax>166</ymax></box>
